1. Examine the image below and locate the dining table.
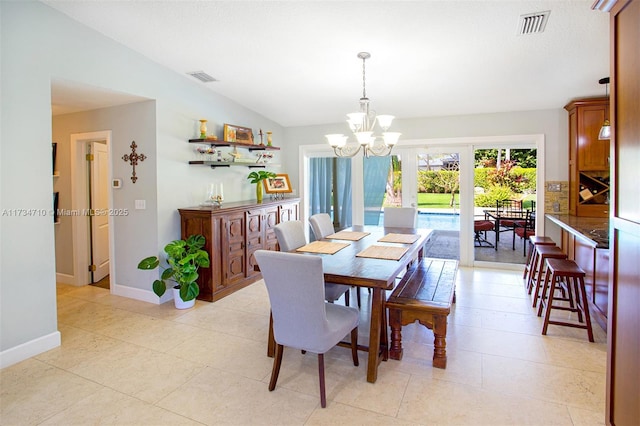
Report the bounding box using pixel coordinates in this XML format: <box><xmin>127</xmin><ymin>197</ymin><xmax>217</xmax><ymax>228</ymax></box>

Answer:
<box><xmin>483</xmin><ymin>209</ymin><xmax>529</xmax><ymax>250</ymax></box>
<box><xmin>264</xmin><ymin>225</ymin><xmax>433</xmax><ymax>383</ymax></box>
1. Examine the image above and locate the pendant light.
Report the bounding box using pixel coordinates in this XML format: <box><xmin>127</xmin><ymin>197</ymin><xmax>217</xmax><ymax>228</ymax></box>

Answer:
<box><xmin>598</xmin><ymin>77</ymin><xmax>611</xmax><ymax>140</ymax></box>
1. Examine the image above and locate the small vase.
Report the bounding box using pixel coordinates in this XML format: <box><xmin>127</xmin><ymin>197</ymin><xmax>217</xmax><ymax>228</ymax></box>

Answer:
<box><xmin>199</xmin><ymin>119</ymin><xmax>207</xmax><ymax>139</ymax></box>
<box><xmin>256</xmin><ymin>182</ymin><xmax>264</xmax><ymax>203</ymax></box>
<box><xmin>172</xmin><ymin>287</ymin><xmax>196</xmax><ymax>310</ymax></box>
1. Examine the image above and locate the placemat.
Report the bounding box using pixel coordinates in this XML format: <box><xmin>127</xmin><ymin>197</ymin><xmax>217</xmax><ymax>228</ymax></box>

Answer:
<box><xmin>378</xmin><ymin>233</ymin><xmax>420</xmax><ymax>244</ymax></box>
<box><xmin>356</xmin><ymin>245</ymin><xmax>409</xmax><ymax>261</ymax></box>
<box><xmin>296</xmin><ymin>241</ymin><xmax>350</xmax><ymax>255</ymax></box>
<box><xmin>326</xmin><ymin>231</ymin><xmax>370</xmax><ymax>241</ymax></box>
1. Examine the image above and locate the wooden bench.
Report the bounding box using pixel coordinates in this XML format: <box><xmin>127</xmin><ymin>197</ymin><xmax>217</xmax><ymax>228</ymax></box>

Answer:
<box><xmin>386</xmin><ymin>258</ymin><xmax>458</xmax><ymax>368</ymax></box>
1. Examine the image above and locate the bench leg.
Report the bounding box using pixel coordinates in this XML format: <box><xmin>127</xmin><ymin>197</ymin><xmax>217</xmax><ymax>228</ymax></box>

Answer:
<box><xmin>432</xmin><ymin>314</ymin><xmax>448</xmax><ymax>368</ymax></box>
<box><xmin>388</xmin><ymin>308</ymin><xmax>403</xmax><ymax>360</ymax></box>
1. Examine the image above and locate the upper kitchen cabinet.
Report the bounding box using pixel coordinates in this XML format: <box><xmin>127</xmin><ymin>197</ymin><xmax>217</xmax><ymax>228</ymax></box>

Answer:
<box><xmin>565</xmin><ymin>97</ymin><xmax>610</xmax><ymax>217</ymax></box>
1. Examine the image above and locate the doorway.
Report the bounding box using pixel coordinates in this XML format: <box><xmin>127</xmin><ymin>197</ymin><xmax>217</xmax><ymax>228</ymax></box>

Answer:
<box><xmin>69</xmin><ymin>131</ymin><xmax>115</xmax><ymax>288</ymax></box>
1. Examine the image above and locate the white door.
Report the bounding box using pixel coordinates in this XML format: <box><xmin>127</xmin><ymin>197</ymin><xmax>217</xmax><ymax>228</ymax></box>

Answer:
<box><xmin>90</xmin><ymin>142</ymin><xmax>110</xmax><ymax>282</ymax></box>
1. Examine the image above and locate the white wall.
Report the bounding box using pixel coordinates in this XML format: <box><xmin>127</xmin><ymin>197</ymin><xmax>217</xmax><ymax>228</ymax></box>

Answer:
<box><xmin>0</xmin><ymin>1</ymin><xmax>284</xmax><ymax>366</ymax></box>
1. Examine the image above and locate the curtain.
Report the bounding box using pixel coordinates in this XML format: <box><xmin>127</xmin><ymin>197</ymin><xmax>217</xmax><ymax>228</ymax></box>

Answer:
<box><xmin>309</xmin><ymin>157</ymin><xmax>352</xmax><ymax>230</ymax></box>
<box><xmin>363</xmin><ymin>156</ymin><xmax>392</xmax><ymax>225</ymax></box>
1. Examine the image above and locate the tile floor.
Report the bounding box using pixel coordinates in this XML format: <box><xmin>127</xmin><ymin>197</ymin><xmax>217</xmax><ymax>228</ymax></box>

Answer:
<box><xmin>1</xmin><ymin>267</ymin><xmax>607</xmax><ymax>425</ymax></box>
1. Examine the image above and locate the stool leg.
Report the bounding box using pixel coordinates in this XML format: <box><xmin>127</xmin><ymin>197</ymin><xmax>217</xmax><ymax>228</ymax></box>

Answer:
<box><xmin>532</xmin><ymin>257</ymin><xmax>548</xmax><ymax>308</ymax></box>
<box><xmin>527</xmin><ymin>250</ymin><xmax>540</xmax><ymax>294</ymax></box>
<box><xmin>541</xmin><ymin>272</ymin><xmax>558</xmax><ymax>336</ymax></box>
<box><xmin>576</xmin><ymin>276</ymin><xmax>594</xmax><ymax>342</ymax></box>
<box><xmin>536</xmin><ymin>266</ymin><xmax>551</xmax><ymax>312</ymax></box>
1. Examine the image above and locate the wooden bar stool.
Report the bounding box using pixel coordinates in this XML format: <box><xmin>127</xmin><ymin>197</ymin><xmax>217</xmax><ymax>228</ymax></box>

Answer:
<box><xmin>523</xmin><ymin>236</ymin><xmax>555</xmax><ymax>282</ymax></box>
<box><xmin>528</xmin><ymin>245</ymin><xmax>567</xmax><ymax>307</ymax></box>
<box><xmin>539</xmin><ymin>258</ymin><xmax>594</xmax><ymax>342</ymax></box>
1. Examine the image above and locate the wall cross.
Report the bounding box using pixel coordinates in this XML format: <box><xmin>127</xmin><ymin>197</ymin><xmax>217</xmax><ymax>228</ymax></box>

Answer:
<box><xmin>122</xmin><ymin>141</ymin><xmax>147</xmax><ymax>183</ymax></box>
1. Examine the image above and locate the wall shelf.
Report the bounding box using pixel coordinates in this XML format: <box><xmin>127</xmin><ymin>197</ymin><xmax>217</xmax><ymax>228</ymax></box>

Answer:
<box><xmin>189</xmin><ymin>139</ymin><xmax>280</xmax><ymax>151</ymax></box>
<box><xmin>188</xmin><ymin>160</ymin><xmax>274</xmax><ymax>169</ymax></box>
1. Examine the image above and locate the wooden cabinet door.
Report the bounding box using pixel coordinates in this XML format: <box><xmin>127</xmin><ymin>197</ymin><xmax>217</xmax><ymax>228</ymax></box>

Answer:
<box><xmin>223</xmin><ymin>212</ymin><xmax>245</xmax><ymax>285</ymax></box>
<box><xmin>264</xmin><ymin>206</ymin><xmax>279</xmax><ymax>252</ymax></box>
<box><xmin>279</xmin><ymin>202</ymin><xmax>299</xmax><ymax>222</ymax></box>
<box><xmin>245</xmin><ymin>208</ymin><xmax>264</xmax><ymax>278</ymax></box>
<box><xmin>577</xmin><ymin>104</ymin><xmax>610</xmax><ymax>171</ymax></box>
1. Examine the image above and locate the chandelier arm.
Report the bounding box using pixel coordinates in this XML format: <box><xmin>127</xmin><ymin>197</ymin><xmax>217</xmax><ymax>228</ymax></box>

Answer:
<box><xmin>365</xmin><ymin>144</ymin><xmax>394</xmax><ymax>157</ymax></box>
<box><xmin>334</xmin><ymin>144</ymin><xmax>363</xmax><ymax>158</ymax></box>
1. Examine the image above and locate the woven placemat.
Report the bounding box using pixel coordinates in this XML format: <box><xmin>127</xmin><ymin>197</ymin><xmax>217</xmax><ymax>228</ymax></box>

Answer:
<box><xmin>356</xmin><ymin>245</ymin><xmax>409</xmax><ymax>261</ymax></box>
<box><xmin>378</xmin><ymin>233</ymin><xmax>420</xmax><ymax>244</ymax></box>
<box><xmin>326</xmin><ymin>231</ymin><xmax>370</xmax><ymax>241</ymax></box>
<box><xmin>296</xmin><ymin>241</ymin><xmax>350</xmax><ymax>255</ymax></box>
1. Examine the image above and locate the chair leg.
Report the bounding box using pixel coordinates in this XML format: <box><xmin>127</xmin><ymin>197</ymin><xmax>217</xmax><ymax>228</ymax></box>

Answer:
<box><xmin>318</xmin><ymin>353</ymin><xmax>326</xmax><ymax>408</ymax></box>
<box><xmin>269</xmin><ymin>344</ymin><xmax>284</xmax><ymax>391</ymax></box>
<box><xmin>345</xmin><ymin>290</ymin><xmax>350</xmax><ymax>307</ymax></box>
<box><xmin>350</xmin><ymin>327</ymin><xmax>359</xmax><ymax>366</ymax></box>
<box><xmin>356</xmin><ymin>287</ymin><xmax>361</xmax><ymax>308</ymax></box>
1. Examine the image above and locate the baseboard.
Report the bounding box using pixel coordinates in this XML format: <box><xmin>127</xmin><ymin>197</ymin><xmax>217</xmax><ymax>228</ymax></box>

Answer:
<box><xmin>110</xmin><ymin>282</ymin><xmax>171</xmax><ymax>305</ymax></box>
<box><xmin>473</xmin><ymin>260</ymin><xmax>525</xmax><ymax>271</ymax></box>
<box><xmin>0</xmin><ymin>331</ymin><xmax>61</xmax><ymax>369</ymax></box>
<box><xmin>55</xmin><ymin>272</ymin><xmax>75</xmax><ymax>285</ymax></box>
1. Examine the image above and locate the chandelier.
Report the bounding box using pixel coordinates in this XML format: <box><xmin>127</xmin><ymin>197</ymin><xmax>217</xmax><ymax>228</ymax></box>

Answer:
<box><xmin>325</xmin><ymin>52</ymin><xmax>401</xmax><ymax>157</ymax></box>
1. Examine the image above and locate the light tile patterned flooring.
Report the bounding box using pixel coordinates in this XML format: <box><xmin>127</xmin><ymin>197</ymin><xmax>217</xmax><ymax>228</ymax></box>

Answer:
<box><xmin>1</xmin><ymin>267</ymin><xmax>607</xmax><ymax>425</ymax></box>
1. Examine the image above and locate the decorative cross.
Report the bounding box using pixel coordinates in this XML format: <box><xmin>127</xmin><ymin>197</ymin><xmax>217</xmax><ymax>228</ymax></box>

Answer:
<box><xmin>122</xmin><ymin>141</ymin><xmax>146</xmax><ymax>183</ymax></box>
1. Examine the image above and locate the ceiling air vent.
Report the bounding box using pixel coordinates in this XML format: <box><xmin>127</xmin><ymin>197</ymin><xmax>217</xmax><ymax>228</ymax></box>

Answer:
<box><xmin>517</xmin><ymin>11</ymin><xmax>550</xmax><ymax>35</ymax></box>
<box><xmin>187</xmin><ymin>71</ymin><xmax>217</xmax><ymax>83</ymax></box>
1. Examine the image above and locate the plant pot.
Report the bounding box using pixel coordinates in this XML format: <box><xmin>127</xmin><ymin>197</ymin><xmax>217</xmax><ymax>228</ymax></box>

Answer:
<box><xmin>172</xmin><ymin>287</ymin><xmax>196</xmax><ymax>310</ymax></box>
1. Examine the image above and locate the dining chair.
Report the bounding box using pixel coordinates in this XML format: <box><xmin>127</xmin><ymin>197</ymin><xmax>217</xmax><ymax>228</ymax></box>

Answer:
<box><xmin>274</xmin><ymin>221</ymin><xmax>351</xmax><ymax>306</ymax></box>
<box><xmin>255</xmin><ymin>250</ymin><xmax>359</xmax><ymax>408</ymax></box>
<box><xmin>309</xmin><ymin>213</ymin><xmax>365</xmax><ymax>308</ymax></box>
<box><xmin>512</xmin><ymin>211</ymin><xmax>536</xmax><ymax>256</ymax></box>
<box><xmin>383</xmin><ymin>207</ymin><xmax>417</xmax><ymax>228</ymax></box>
<box><xmin>309</xmin><ymin>213</ymin><xmax>335</xmax><ymax>242</ymax></box>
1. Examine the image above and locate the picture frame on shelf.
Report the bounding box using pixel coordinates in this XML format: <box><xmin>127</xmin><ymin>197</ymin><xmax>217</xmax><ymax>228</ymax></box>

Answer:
<box><xmin>223</xmin><ymin>123</ymin><xmax>254</xmax><ymax>144</ymax></box>
<box><xmin>264</xmin><ymin>174</ymin><xmax>292</xmax><ymax>193</ymax></box>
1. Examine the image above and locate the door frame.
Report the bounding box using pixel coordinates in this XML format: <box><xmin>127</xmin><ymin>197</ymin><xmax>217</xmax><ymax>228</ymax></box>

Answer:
<box><xmin>70</xmin><ymin>130</ymin><xmax>115</xmax><ymax>287</ymax></box>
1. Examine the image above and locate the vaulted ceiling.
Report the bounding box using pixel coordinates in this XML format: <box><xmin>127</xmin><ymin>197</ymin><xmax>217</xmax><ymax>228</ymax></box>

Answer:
<box><xmin>45</xmin><ymin>1</ymin><xmax>610</xmax><ymax>127</ymax></box>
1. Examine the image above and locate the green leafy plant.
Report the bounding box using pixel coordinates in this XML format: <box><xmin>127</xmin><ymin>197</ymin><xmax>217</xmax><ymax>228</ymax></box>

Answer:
<box><xmin>137</xmin><ymin>234</ymin><xmax>210</xmax><ymax>302</ymax></box>
<box><xmin>247</xmin><ymin>170</ymin><xmax>276</xmax><ymax>184</ymax></box>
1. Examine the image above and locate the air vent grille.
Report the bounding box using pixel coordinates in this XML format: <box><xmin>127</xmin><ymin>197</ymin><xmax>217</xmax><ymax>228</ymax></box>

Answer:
<box><xmin>187</xmin><ymin>71</ymin><xmax>217</xmax><ymax>83</ymax></box>
<box><xmin>518</xmin><ymin>11</ymin><xmax>550</xmax><ymax>35</ymax></box>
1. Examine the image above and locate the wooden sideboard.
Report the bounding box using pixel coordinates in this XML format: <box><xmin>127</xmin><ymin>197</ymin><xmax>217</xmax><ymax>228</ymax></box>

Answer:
<box><xmin>179</xmin><ymin>198</ymin><xmax>299</xmax><ymax>301</ymax></box>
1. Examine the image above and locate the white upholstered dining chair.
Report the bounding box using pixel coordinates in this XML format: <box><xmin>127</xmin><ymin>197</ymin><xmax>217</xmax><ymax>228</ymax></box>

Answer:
<box><xmin>255</xmin><ymin>250</ymin><xmax>359</xmax><ymax>408</ymax></box>
<box><xmin>273</xmin><ymin>221</ymin><xmax>351</xmax><ymax>305</ymax></box>
<box><xmin>309</xmin><ymin>213</ymin><xmax>335</xmax><ymax>241</ymax></box>
<box><xmin>383</xmin><ymin>207</ymin><xmax>418</xmax><ymax>228</ymax></box>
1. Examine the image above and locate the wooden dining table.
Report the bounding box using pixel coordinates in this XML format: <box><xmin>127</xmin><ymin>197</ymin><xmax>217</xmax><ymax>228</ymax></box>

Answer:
<box><xmin>265</xmin><ymin>225</ymin><xmax>432</xmax><ymax>383</ymax></box>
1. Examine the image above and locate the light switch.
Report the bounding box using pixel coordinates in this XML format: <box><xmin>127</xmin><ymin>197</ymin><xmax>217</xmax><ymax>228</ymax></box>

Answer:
<box><xmin>135</xmin><ymin>200</ymin><xmax>146</xmax><ymax>210</ymax></box>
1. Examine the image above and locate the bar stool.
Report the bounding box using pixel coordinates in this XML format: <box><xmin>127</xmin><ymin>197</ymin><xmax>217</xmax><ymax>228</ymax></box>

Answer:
<box><xmin>539</xmin><ymin>258</ymin><xmax>594</xmax><ymax>342</ymax></box>
<box><xmin>523</xmin><ymin>236</ymin><xmax>555</xmax><ymax>282</ymax></box>
<box><xmin>528</xmin><ymin>245</ymin><xmax>567</xmax><ymax>307</ymax></box>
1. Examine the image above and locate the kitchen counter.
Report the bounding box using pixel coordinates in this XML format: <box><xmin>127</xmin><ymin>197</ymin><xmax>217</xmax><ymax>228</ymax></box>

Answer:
<box><xmin>545</xmin><ymin>214</ymin><xmax>609</xmax><ymax>249</ymax></box>
<box><xmin>545</xmin><ymin>213</ymin><xmax>609</xmax><ymax>331</ymax></box>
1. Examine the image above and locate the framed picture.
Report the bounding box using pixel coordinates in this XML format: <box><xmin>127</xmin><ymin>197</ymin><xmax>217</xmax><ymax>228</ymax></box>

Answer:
<box><xmin>52</xmin><ymin>142</ymin><xmax>57</xmax><ymax>173</ymax></box>
<box><xmin>223</xmin><ymin>123</ymin><xmax>254</xmax><ymax>144</ymax></box>
<box><xmin>263</xmin><ymin>174</ymin><xmax>292</xmax><ymax>193</ymax></box>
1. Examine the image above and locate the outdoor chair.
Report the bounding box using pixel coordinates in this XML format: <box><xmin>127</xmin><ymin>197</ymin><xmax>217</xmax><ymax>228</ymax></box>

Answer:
<box><xmin>255</xmin><ymin>250</ymin><xmax>359</xmax><ymax>408</ymax></box>
<box><xmin>513</xmin><ymin>211</ymin><xmax>536</xmax><ymax>256</ymax></box>
<box><xmin>274</xmin><ymin>221</ymin><xmax>351</xmax><ymax>305</ymax></box>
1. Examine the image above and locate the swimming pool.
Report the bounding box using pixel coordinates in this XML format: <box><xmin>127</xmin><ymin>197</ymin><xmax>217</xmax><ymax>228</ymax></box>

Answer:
<box><xmin>374</xmin><ymin>212</ymin><xmax>460</xmax><ymax>230</ymax></box>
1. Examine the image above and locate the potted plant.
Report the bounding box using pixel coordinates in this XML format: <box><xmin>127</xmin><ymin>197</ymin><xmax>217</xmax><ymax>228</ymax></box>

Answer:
<box><xmin>247</xmin><ymin>170</ymin><xmax>276</xmax><ymax>202</ymax></box>
<box><xmin>137</xmin><ymin>234</ymin><xmax>210</xmax><ymax>309</ymax></box>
